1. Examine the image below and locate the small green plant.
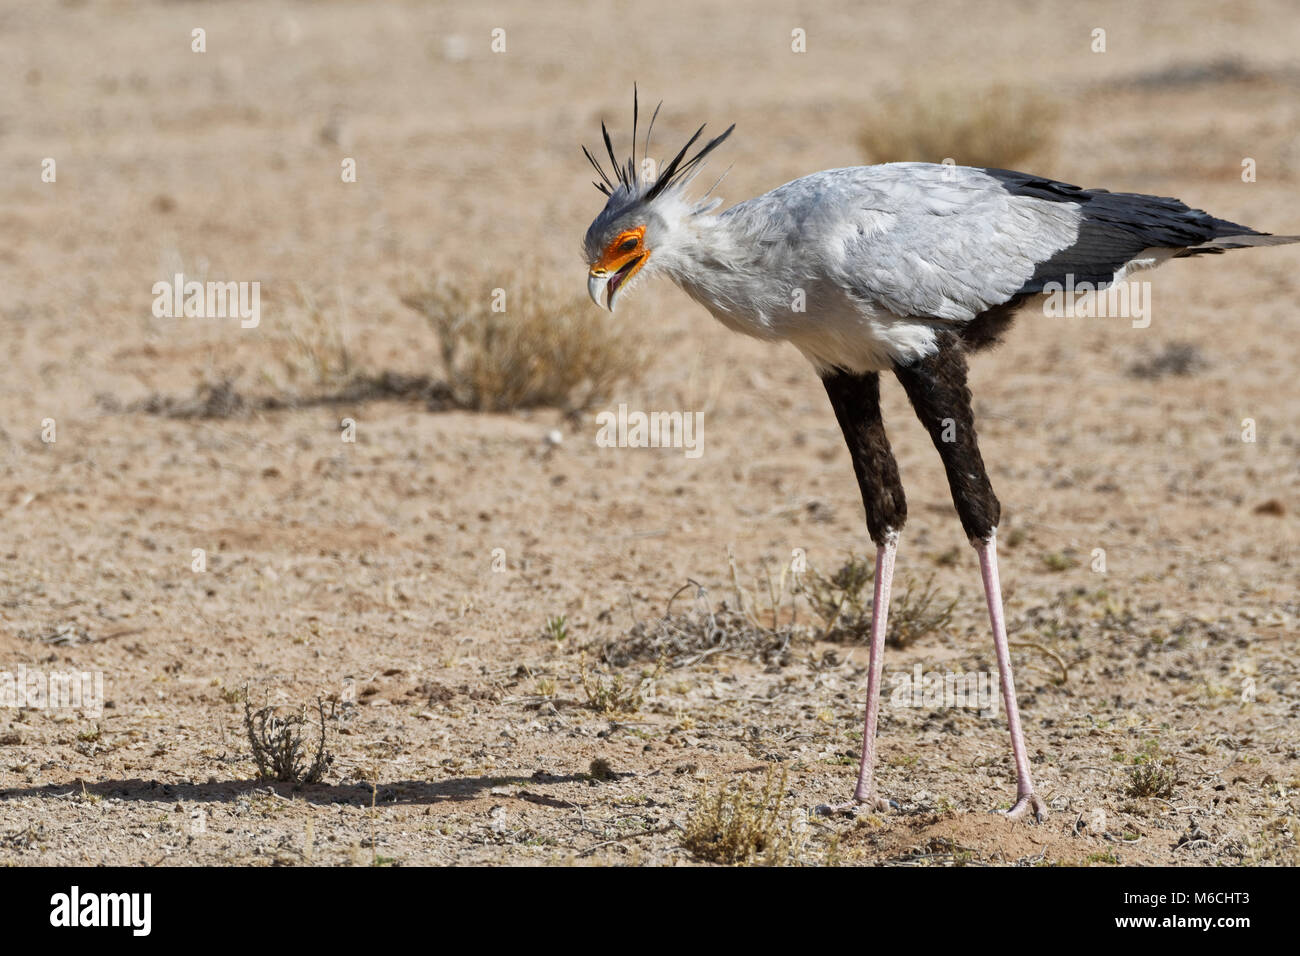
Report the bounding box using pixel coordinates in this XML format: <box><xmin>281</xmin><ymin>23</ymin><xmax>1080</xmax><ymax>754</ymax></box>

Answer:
<box><xmin>933</xmin><ymin>547</ymin><xmax>962</xmax><ymax>567</ymax></box>
<box><xmin>1130</xmin><ymin>739</ymin><xmax>1163</xmax><ymax>765</ymax></box>
<box><xmin>1085</xmin><ymin>850</ymin><xmax>1121</xmax><ymax>865</ymax></box>
<box><xmin>578</xmin><ymin>652</ymin><xmax>661</xmax><ymax>715</ymax></box>
<box><xmin>1042</xmin><ymin>551</ymin><xmax>1075</xmax><ymax>572</ymax></box>
<box><xmin>545</xmin><ymin>615</ymin><xmax>569</xmax><ymax>643</ymax></box>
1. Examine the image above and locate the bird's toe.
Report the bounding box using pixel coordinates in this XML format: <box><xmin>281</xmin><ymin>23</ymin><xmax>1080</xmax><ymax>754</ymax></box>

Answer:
<box><xmin>1002</xmin><ymin>792</ymin><xmax>1048</xmax><ymax>824</ymax></box>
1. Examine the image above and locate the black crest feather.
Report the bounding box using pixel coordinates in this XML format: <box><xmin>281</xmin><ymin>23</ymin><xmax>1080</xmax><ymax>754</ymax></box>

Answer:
<box><xmin>581</xmin><ymin>88</ymin><xmax>734</xmax><ymax>201</ymax></box>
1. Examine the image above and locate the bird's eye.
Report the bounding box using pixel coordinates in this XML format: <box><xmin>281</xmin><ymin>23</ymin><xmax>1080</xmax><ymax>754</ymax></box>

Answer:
<box><xmin>617</xmin><ymin>236</ymin><xmax>639</xmax><ymax>253</ymax></box>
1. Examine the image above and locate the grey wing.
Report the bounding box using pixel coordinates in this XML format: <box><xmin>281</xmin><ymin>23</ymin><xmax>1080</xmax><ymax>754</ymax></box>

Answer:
<box><xmin>827</xmin><ymin>163</ymin><xmax>1275</xmax><ymax>321</ymax></box>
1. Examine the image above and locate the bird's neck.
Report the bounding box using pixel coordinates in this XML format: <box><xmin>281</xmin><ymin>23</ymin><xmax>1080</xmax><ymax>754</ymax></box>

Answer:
<box><xmin>659</xmin><ymin>209</ymin><xmax>784</xmax><ymax>338</ymax></box>
<box><xmin>661</xmin><ymin>209</ymin><xmax>743</xmax><ymax>271</ymax></box>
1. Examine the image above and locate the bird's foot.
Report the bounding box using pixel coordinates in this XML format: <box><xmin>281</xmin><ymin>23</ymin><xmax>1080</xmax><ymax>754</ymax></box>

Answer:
<box><xmin>1001</xmin><ymin>792</ymin><xmax>1048</xmax><ymax>824</ymax></box>
<box><xmin>815</xmin><ymin>793</ymin><xmax>896</xmax><ymax>817</ymax></box>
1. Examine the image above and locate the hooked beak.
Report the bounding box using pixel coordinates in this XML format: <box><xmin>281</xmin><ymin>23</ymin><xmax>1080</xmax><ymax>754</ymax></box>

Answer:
<box><xmin>588</xmin><ymin>270</ymin><xmax>610</xmax><ymax>311</ymax></box>
<box><xmin>586</xmin><ymin>253</ymin><xmax>647</xmax><ymax>313</ymax></box>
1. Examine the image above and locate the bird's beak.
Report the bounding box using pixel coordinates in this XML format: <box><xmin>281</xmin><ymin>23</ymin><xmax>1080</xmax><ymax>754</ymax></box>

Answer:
<box><xmin>588</xmin><ymin>269</ymin><xmax>611</xmax><ymax>311</ymax></box>
<box><xmin>586</xmin><ymin>252</ymin><xmax>647</xmax><ymax>313</ymax></box>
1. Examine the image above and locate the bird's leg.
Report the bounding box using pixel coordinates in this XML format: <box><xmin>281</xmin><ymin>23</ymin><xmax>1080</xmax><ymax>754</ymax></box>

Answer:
<box><xmin>839</xmin><ymin>532</ymin><xmax>897</xmax><ymax>812</ymax></box>
<box><xmin>975</xmin><ymin>532</ymin><xmax>1047</xmax><ymax>823</ymax></box>
<box><xmin>894</xmin><ymin>338</ymin><xmax>1045</xmax><ymax>822</ymax></box>
<box><xmin>820</xmin><ymin>369</ymin><xmax>906</xmax><ymax>814</ymax></box>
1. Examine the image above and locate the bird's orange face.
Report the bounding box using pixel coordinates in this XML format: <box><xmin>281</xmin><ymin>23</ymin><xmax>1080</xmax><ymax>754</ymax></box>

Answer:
<box><xmin>587</xmin><ymin>225</ymin><xmax>649</xmax><ymax>311</ymax></box>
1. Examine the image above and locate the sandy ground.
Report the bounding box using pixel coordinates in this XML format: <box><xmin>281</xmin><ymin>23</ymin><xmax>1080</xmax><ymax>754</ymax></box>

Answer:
<box><xmin>0</xmin><ymin>0</ymin><xmax>1297</xmax><ymax>866</ymax></box>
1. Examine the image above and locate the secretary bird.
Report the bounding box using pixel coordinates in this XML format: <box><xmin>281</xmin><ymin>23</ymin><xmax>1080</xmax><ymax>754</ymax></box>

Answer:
<box><xmin>580</xmin><ymin>94</ymin><xmax>1297</xmax><ymax>822</ymax></box>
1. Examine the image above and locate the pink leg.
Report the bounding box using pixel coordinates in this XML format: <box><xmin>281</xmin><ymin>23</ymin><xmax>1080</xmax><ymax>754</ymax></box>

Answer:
<box><xmin>824</xmin><ymin>533</ymin><xmax>897</xmax><ymax>814</ymax></box>
<box><xmin>975</xmin><ymin>532</ymin><xmax>1047</xmax><ymax>822</ymax></box>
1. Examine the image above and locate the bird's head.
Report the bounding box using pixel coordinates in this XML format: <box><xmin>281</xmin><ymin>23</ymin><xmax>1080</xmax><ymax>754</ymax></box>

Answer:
<box><xmin>582</xmin><ymin>91</ymin><xmax>734</xmax><ymax>311</ymax></box>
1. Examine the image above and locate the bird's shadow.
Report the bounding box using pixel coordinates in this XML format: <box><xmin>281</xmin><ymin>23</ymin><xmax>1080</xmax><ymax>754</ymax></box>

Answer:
<box><xmin>0</xmin><ymin>772</ymin><xmax>593</xmax><ymax>809</ymax></box>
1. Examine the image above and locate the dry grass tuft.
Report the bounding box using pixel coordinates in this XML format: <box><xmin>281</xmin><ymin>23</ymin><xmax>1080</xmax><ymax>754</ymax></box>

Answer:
<box><xmin>806</xmin><ymin>555</ymin><xmax>956</xmax><ymax>648</ymax></box>
<box><xmin>273</xmin><ymin>283</ymin><xmax>355</xmax><ymax>389</ymax></box>
<box><xmin>887</xmin><ymin>575</ymin><xmax>959</xmax><ymax>648</ymax></box>
<box><xmin>1125</xmin><ymin>742</ymin><xmax>1178</xmax><ymax>799</ymax></box>
<box><xmin>860</xmin><ymin>85</ymin><xmax>1059</xmax><ymax>170</ymax></box>
<box><xmin>401</xmin><ymin>270</ymin><xmax>644</xmax><ymax>413</ymax></box>
<box><xmin>243</xmin><ymin>696</ymin><xmax>333</xmax><ymax>786</ymax></box>
<box><xmin>683</xmin><ymin>769</ymin><xmax>805</xmax><ymax>865</ymax></box>
<box><xmin>578</xmin><ymin>651</ymin><xmax>662</xmax><ymax>715</ymax></box>
<box><xmin>1126</xmin><ymin>763</ymin><xmax>1176</xmax><ymax>799</ymax></box>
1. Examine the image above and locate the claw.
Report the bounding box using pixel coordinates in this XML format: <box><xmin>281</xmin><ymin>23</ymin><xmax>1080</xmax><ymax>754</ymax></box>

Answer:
<box><xmin>1002</xmin><ymin>792</ymin><xmax>1048</xmax><ymax>824</ymax></box>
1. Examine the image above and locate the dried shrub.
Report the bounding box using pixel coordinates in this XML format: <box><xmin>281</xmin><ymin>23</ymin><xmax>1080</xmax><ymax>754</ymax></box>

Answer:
<box><xmin>860</xmin><ymin>85</ymin><xmax>1059</xmax><ymax>170</ymax></box>
<box><xmin>1126</xmin><ymin>763</ymin><xmax>1176</xmax><ymax>799</ymax></box>
<box><xmin>243</xmin><ymin>696</ymin><xmax>333</xmax><ymax>786</ymax></box>
<box><xmin>401</xmin><ymin>270</ymin><xmax>644</xmax><ymax>413</ymax></box>
<box><xmin>888</xmin><ymin>574</ymin><xmax>959</xmax><ymax>648</ymax></box>
<box><xmin>805</xmin><ymin>556</ymin><xmax>955</xmax><ymax>648</ymax></box>
<box><xmin>1125</xmin><ymin>743</ymin><xmax>1177</xmax><ymax>798</ymax></box>
<box><xmin>683</xmin><ymin>769</ymin><xmax>805</xmax><ymax>865</ymax></box>
<box><xmin>804</xmin><ymin>553</ymin><xmax>874</xmax><ymax>634</ymax></box>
